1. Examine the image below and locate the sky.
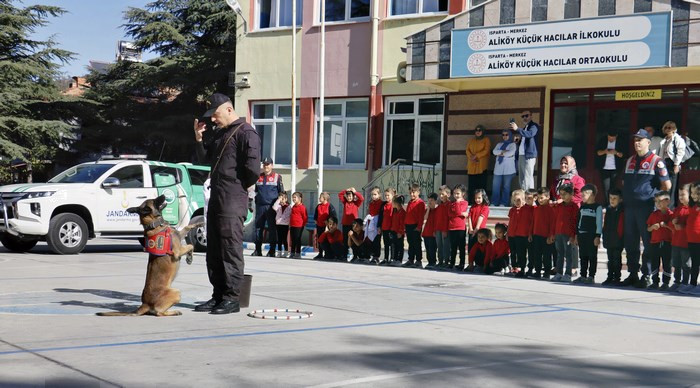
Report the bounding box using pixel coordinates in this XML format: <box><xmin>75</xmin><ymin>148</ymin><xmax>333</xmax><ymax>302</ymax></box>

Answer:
<box><xmin>24</xmin><ymin>0</ymin><xmax>157</xmax><ymax>77</ymax></box>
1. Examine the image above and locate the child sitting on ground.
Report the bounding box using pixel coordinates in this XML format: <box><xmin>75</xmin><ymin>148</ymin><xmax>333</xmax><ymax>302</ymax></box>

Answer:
<box><xmin>318</xmin><ymin>216</ymin><xmax>344</xmax><ymax>261</ymax></box>
<box><xmin>348</xmin><ymin>218</ymin><xmax>371</xmax><ymax>263</ymax></box>
<box><xmin>466</xmin><ymin>228</ymin><xmax>493</xmax><ymax>273</ymax></box>
<box><xmin>486</xmin><ymin>223</ymin><xmax>510</xmax><ymax>275</ymax></box>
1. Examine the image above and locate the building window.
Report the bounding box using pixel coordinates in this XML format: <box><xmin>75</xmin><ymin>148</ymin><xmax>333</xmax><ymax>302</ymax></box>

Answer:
<box><xmin>598</xmin><ymin>0</ymin><xmax>615</xmax><ymax>16</ymax></box>
<box><xmin>251</xmin><ymin>101</ymin><xmax>300</xmax><ymax>165</ymax></box>
<box><xmin>315</xmin><ymin>99</ymin><xmax>369</xmax><ymax>167</ymax></box>
<box><xmin>384</xmin><ymin>96</ymin><xmax>444</xmax><ymax>166</ymax></box>
<box><xmin>551</xmin><ymin>105</ymin><xmax>589</xmax><ymax>169</ymax></box>
<box><xmin>257</xmin><ymin>0</ymin><xmax>302</xmax><ymax>29</ymax></box>
<box><xmin>634</xmin><ymin>0</ymin><xmax>652</xmax><ymax>13</ymax></box>
<box><xmin>389</xmin><ymin>0</ymin><xmax>448</xmax><ymax>17</ymax></box>
<box><xmin>532</xmin><ymin>0</ymin><xmax>548</xmax><ymax>22</ymax></box>
<box><xmin>320</xmin><ymin>0</ymin><xmax>370</xmax><ymax>22</ymax></box>
<box><xmin>564</xmin><ymin>0</ymin><xmax>580</xmax><ymax>19</ymax></box>
<box><xmin>500</xmin><ymin>0</ymin><xmax>516</xmax><ymax>24</ymax></box>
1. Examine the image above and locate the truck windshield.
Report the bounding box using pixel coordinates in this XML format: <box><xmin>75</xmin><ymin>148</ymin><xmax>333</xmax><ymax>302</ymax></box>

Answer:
<box><xmin>49</xmin><ymin>164</ymin><xmax>114</xmax><ymax>183</ymax></box>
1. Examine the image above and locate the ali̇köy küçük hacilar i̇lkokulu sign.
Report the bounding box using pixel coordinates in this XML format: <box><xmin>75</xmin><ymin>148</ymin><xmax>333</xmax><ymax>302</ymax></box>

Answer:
<box><xmin>450</xmin><ymin>11</ymin><xmax>672</xmax><ymax>78</ymax></box>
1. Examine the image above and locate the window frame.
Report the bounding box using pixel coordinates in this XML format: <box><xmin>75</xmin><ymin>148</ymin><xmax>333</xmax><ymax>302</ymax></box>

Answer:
<box><xmin>383</xmin><ymin>95</ymin><xmax>445</xmax><ymax>167</ymax></box>
<box><xmin>256</xmin><ymin>0</ymin><xmax>303</xmax><ymax>31</ymax></box>
<box><xmin>250</xmin><ymin>100</ymin><xmax>300</xmax><ymax>168</ymax></box>
<box><xmin>316</xmin><ymin>0</ymin><xmax>371</xmax><ymax>25</ymax></box>
<box><xmin>386</xmin><ymin>0</ymin><xmax>449</xmax><ymax>19</ymax></box>
<box><xmin>313</xmin><ymin>97</ymin><xmax>370</xmax><ymax>169</ymax></box>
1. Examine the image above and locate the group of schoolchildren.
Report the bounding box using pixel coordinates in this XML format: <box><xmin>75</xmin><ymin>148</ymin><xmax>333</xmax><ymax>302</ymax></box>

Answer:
<box><xmin>266</xmin><ymin>181</ymin><xmax>700</xmax><ymax>296</ymax></box>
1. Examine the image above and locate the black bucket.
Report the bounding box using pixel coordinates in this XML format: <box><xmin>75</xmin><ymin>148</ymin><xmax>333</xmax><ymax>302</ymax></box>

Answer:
<box><xmin>239</xmin><ymin>274</ymin><xmax>252</xmax><ymax>308</ymax></box>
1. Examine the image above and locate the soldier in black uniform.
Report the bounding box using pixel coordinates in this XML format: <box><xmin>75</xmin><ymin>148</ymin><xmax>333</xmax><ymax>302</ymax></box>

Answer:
<box><xmin>193</xmin><ymin>93</ymin><xmax>261</xmax><ymax>314</ymax></box>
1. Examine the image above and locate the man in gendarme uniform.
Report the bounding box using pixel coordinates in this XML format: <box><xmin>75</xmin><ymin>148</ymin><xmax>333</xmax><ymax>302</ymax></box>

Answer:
<box><xmin>622</xmin><ymin>129</ymin><xmax>671</xmax><ymax>289</ymax></box>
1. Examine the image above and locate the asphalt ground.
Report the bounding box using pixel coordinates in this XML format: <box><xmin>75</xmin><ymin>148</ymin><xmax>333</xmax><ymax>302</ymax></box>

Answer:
<box><xmin>1</xmin><ymin>239</ymin><xmax>699</xmax><ymax>387</ymax></box>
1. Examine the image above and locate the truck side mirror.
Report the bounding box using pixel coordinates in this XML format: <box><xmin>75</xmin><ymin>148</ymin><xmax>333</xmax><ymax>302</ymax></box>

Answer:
<box><xmin>102</xmin><ymin>177</ymin><xmax>121</xmax><ymax>188</ymax></box>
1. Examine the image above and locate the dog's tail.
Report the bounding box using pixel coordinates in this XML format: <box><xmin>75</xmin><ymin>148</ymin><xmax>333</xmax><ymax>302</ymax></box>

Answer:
<box><xmin>178</xmin><ymin>222</ymin><xmax>204</xmax><ymax>234</ymax></box>
<box><xmin>96</xmin><ymin>304</ymin><xmax>149</xmax><ymax>317</ymax></box>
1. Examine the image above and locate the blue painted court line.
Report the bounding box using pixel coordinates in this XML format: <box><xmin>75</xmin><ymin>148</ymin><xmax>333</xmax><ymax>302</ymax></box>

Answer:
<box><xmin>0</xmin><ymin>308</ymin><xmax>564</xmax><ymax>356</ymax></box>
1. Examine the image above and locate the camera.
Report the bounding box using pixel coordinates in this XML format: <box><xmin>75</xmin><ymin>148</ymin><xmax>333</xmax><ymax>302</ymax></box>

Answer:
<box><xmin>509</xmin><ymin>118</ymin><xmax>515</xmax><ymax>124</ymax></box>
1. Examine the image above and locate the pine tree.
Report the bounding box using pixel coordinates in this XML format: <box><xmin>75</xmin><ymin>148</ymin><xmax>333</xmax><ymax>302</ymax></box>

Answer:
<box><xmin>82</xmin><ymin>0</ymin><xmax>238</xmax><ymax>162</ymax></box>
<box><xmin>0</xmin><ymin>0</ymin><xmax>76</xmax><ymax>182</ymax></box>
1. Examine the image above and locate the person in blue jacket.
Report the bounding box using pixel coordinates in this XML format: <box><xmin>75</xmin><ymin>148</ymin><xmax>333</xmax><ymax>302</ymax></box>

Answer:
<box><xmin>253</xmin><ymin>157</ymin><xmax>284</xmax><ymax>257</ymax></box>
<box><xmin>510</xmin><ymin>110</ymin><xmax>540</xmax><ymax>191</ymax></box>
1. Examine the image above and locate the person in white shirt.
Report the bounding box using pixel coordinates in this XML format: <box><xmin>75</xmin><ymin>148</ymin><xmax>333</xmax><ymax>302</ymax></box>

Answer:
<box><xmin>595</xmin><ymin>130</ymin><xmax>625</xmax><ymax>206</ymax></box>
<box><xmin>646</xmin><ymin>125</ymin><xmax>663</xmax><ymax>155</ymax></box>
<box><xmin>659</xmin><ymin>121</ymin><xmax>686</xmax><ymax>208</ymax></box>
<box><xmin>491</xmin><ymin>130</ymin><xmax>517</xmax><ymax>206</ymax></box>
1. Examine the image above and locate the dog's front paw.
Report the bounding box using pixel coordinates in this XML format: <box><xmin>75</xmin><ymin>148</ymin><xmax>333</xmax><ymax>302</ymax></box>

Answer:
<box><xmin>186</xmin><ymin>252</ymin><xmax>193</xmax><ymax>265</ymax></box>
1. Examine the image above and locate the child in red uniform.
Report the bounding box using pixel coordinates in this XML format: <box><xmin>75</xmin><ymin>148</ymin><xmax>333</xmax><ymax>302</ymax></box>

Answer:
<box><xmin>449</xmin><ymin>184</ymin><xmax>469</xmax><ymax>271</ymax></box>
<box><xmin>390</xmin><ymin>195</ymin><xmax>406</xmax><ymax>266</ymax></box>
<box><xmin>524</xmin><ymin>189</ymin><xmax>537</xmax><ymax>276</ymax></box>
<box><xmin>552</xmin><ymin>185</ymin><xmax>579</xmax><ymax>282</ymax></box>
<box><xmin>670</xmin><ymin>184</ymin><xmax>691</xmax><ymax>292</ymax></box>
<box><xmin>289</xmin><ymin>192</ymin><xmax>308</xmax><ymax>259</ymax></box>
<box><xmin>318</xmin><ymin>216</ymin><xmax>344</xmax><ymax>261</ymax></box>
<box><xmin>508</xmin><ymin>189</ymin><xmax>533</xmax><ymax>278</ymax></box>
<box><xmin>646</xmin><ymin>191</ymin><xmax>674</xmax><ymax>289</ymax></box>
<box><xmin>422</xmin><ymin>193</ymin><xmax>439</xmax><ymax>269</ymax></box>
<box><xmin>365</xmin><ymin>186</ymin><xmax>384</xmax><ymax>263</ymax></box>
<box><xmin>681</xmin><ymin>183</ymin><xmax>700</xmax><ymax>295</ymax></box>
<box><xmin>531</xmin><ymin>188</ymin><xmax>556</xmax><ymax>279</ymax></box>
<box><xmin>435</xmin><ymin>185</ymin><xmax>452</xmax><ymax>269</ymax></box>
<box><xmin>339</xmin><ymin>187</ymin><xmax>364</xmax><ymax>257</ymax></box>
<box><xmin>467</xmin><ymin>189</ymin><xmax>490</xmax><ymax>257</ymax></box>
<box><xmin>348</xmin><ymin>218</ymin><xmax>371</xmax><ymax>262</ymax></box>
<box><xmin>487</xmin><ymin>223</ymin><xmax>510</xmax><ymax>275</ymax></box>
<box><xmin>379</xmin><ymin>188</ymin><xmax>396</xmax><ymax>266</ymax></box>
<box><xmin>313</xmin><ymin>192</ymin><xmax>336</xmax><ymax>260</ymax></box>
<box><xmin>403</xmin><ymin>184</ymin><xmax>426</xmax><ymax>268</ymax></box>
<box><xmin>466</xmin><ymin>228</ymin><xmax>493</xmax><ymax>272</ymax></box>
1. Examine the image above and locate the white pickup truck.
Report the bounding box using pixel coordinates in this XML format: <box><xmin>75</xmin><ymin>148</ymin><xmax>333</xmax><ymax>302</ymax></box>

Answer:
<box><xmin>0</xmin><ymin>157</ymin><xmax>217</xmax><ymax>254</ymax></box>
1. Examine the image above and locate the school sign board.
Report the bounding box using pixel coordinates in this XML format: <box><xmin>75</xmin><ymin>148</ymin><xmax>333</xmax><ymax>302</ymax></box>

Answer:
<box><xmin>451</xmin><ymin>12</ymin><xmax>672</xmax><ymax>78</ymax></box>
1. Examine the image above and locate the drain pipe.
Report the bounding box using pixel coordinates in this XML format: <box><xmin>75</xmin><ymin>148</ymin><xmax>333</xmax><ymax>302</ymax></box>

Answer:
<box><xmin>366</xmin><ymin>0</ymin><xmax>380</xmax><ymax>185</ymax></box>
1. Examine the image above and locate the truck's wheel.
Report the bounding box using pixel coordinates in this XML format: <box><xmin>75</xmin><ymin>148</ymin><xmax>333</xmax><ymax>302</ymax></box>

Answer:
<box><xmin>0</xmin><ymin>233</ymin><xmax>38</xmax><ymax>252</ymax></box>
<box><xmin>187</xmin><ymin>215</ymin><xmax>207</xmax><ymax>252</ymax></box>
<box><xmin>46</xmin><ymin>213</ymin><xmax>88</xmax><ymax>255</ymax></box>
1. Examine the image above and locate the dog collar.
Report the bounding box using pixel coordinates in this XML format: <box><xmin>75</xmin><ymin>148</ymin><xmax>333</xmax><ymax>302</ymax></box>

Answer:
<box><xmin>144</xmin><ymin>217</ymin><xmax>167</xmax><ymax>231</ymax></box>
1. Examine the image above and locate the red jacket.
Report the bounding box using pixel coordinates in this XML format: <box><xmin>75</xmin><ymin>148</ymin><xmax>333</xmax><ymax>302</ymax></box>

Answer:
<box><xmin>318</xmin><ymin>228</ymin><xmax>343</xmax><ymax>245</ymax></box>
<box><xmin>448</xmin><ymin>200</ymin><xmax>469</xmax><ymax>231</ymax></box>
<box><xmin>422</xmin><ymin>208</ymin><xmax>437</xmax><ymax>237</ymax></box>
<box><xmin>468</xmin><ymin>203</ymin><xmax>490</xmax><ymax>231</ymax></box>
<box><xmin>339</xmin><ymin>191</ymin><xmax>364</xmax><ymax>225</ymax></box>
<box><xmin>435</xmin><ymin>201</ymin><xmax>450</xmax><ymax>232</ymax></box>
<box><xmin>508</xmin><ymin>205</ymin><xmax>533</xmax><ymax>237</ymax></box>
<box><xmin>647</xmin><ymin>209</ymin><xmax>674</xmax><ymax>243</ymax></box>
<box><xmin>391</xmin><ymin>208</ymin><xmax>406</xmax><ymax>235</ymax></box>
<box><xmin>672</xmin><ymin>205</ymin><xmax>689</xmax><ymax>248</ymax></box>
<box><xmin>290</xmin><ymin>203</ymin><xmax>308</xmax><ymax>228</ymax></box>
<box><xmin>533</xmin><ymin>203</ymin><xmax>555</xmax><ymax>237</ymax></box>
<box><xmin>468</xmin><ymin>240</ymin><xmax>493</xmax><ymax>266</ymax></box>
<box><xmin>368</xmin><ymin>199</ymin><xmax>383</xmax><ymax>217</ymax></box>
<box><xmin>405</xmin><ymin>198</ymin><xmax>426</xmax><ymax>227</ymax></box>
<box><xmin>314</xmin><ymin>202</ymin><xmax>331</xmax><ymax>227</ymax></box>
<box><xmin>553</xmin><ymin>202</ymin><xmax>578</xmax><ymax>237</ymax></box>
<box><xmin>687</xmin><ymin>205</ymin><xmax>700</xmax><ymax>243</ymax></box>
<box><xmin>492</xmin><ymin>238</ymin><xmax>510</xmax><ymax>262</ymax></box>
<box><xmin>381</xmin><ymin>202</ymin><xmax>393</xmax><ymax>230</ymax></box>
<box><xmin>551</xmin><ymin>174</ymin><xmax>586</xmax><ymax>207</ymax></box>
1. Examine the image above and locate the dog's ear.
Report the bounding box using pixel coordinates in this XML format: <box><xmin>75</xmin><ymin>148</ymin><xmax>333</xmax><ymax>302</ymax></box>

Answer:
<box><xmin>126</xmin><ymin>207</ymin><xmax>140</xmax><ymax>214</ymax></box>
<box><xmin>154</xmin><ymin>194</ymin><xmax>167</xmax><ymax>211</ymax></box>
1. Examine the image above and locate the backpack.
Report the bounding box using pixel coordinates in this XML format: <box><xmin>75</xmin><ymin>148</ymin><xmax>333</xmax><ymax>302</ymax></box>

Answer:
<box><xmin>673</xmin><ymin>135</ymin><xmax>699</xmax><ymax>163</ymax></box>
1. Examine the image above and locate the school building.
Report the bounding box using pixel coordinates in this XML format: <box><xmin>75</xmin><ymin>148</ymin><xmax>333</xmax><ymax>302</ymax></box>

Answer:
<box><xmin>233</xmin><ymin>0</ymin><xmax>700</xmax><ymax>207</ymax></box>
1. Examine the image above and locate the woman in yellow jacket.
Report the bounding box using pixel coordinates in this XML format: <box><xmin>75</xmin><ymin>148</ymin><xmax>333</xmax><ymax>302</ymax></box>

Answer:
<box><xmin>466</xmin><ymin>124</ymin><xmax>491</xmax><ymax>202</ymax></box>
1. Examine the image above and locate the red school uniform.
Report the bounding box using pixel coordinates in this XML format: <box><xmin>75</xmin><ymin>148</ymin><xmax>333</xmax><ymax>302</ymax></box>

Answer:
<box><xmin>315</xmin><ymin>202</ymin><xmax>331</xmax><ymax>227</ymax></box>
<box><xmin>647</xmin><ymin>209</ymin><xmax>674</xmax><ymax>243</ymax></box>
<box><xmin>533</xmin><ymin>203</ymin><xmax>556</xmax><ymax>237</ymax></box>
<box><xmin>391</xmin><ymin>208</ymin><xmax>406</xmax><ymax>235</ymax></box>
<box><xmin>318</xmin><ymin>228</ymin><xmax>343</xmax><ymax>245</ymax></box>
<box><xmin>339</xmin><ymin>191</ymin><xmax>364</xmax><ymax>226</ymax></box>
<box><xmin>508</xmin><ymin>205</ymin><xmax>533</xmax><ymax>237</ymax></box>
<box><xmin>687</xmin><ymin>205</ymin><xmax>700</xmax><ymax>244</ymax></box>
<box><xmin>448</xmin><ymin>200</ymin><xmax>469</xmax><ymax>230</ymax></box>
<box><xmin>405</xmin><ymin>198</ymin><xmax>426</xmax><ymax>228</ymax></box>
<box><xmin>553</xmin><ymin>202</ymin><xmax>578</xmax><ymax>237</ymax></box>
<box><xmin>368</xmin><ymin>199</ymin><xmax>383</xmax><ymax>217</ymax></box>
<box><xmin>422</xmin><ymin>207</ymin><xmax>437</xmax><ymax>238</ymax></box>
<box><xmin>468</xmin><ymin>203</ymin><xmax>490</xmax><ymax>231</ymax></box>
<box><xmin>492</xmin><ymin>238</ymin><xmax>510</xmax><ymax>261</ymax></box>
<box><xmin>435</xmin><ymin>201</ymin><xmax>450</xmax><ymax>233</ymax></box>
<box><xmin>381</xmin><ymin>201</ymin><xmax>393</xmax><ymax>230</ymax></box>
<box><xmin>468</xmin><ymin>240</ymin><xmax>493</xmax><ymax>266</ymax></box>
<box><xmin>290</xmin><ymin>203</ymin><xmax>308</xmax><ymax>228</ymax></box>
<box><xmin>672</xmin><ymin>205</ymin><xmax>689</xmax><ymax>248</ymax></box>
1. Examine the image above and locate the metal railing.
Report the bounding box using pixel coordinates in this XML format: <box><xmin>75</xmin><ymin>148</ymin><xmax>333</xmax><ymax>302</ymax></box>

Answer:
<box><xmin>362</xmin><ymin>159</ymin><xmax>438</xmax><ymax>207</ymax></box>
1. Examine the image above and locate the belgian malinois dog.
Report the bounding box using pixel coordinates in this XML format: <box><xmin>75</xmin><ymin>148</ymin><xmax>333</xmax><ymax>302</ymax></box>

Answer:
<box><xmin>97</xmin><ymin>195</ymin><xmax>202</xmax><ymax>317</ymax></box>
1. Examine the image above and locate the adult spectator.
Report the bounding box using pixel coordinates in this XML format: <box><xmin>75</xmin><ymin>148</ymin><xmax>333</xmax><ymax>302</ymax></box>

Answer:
<box><xmin>595</xmin><ymin>130</ymin><xmax>625</xmax><ymax>205</ymax></box>
<box><xmin>466</xmin><ymin>124</ymin><xmax>491</xmax><ymax>201</ymax></box>
<box><xmin>254</xmin><ymin>157</ymin><xmax>284</xmax><ymax>257</ymax></box>
<box><xmin>193</xmin><ymin>93</ymin><xmax>261</xmax><ymax>314</ymax></box>
<box><xmin>510</xmin><ymin>110</ymin><xmax>540</xmax><ymax>191</ymax></box>
<box><xmin>491</xmin><ymin>129</ymin><xmax>516</xmax><ymax>206</ymax></box>
<box><xmin>550</xmin><ymin>156</ymin><xmax>586</xmax><ymax>206</ymax></box>
<box><xmin>622</xmin><ymin>129</ymin><xmax>671</xmax><ymax>288</ymax></box>
<box><xmin>659</xmin><ymin>121</ymin><xmax>685</xmax><ymax>209</ymax></box>
<box><xmin>646</xmin><ymin>125</ymin><xmax>663</xmax><ymax>155</ymax></box>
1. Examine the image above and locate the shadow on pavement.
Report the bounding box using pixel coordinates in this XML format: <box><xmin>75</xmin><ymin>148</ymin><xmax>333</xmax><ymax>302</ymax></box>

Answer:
<box><xmin>53</xmin><ymin>288</ymin><xmax>196</xmax><ymax>311</ymax></box>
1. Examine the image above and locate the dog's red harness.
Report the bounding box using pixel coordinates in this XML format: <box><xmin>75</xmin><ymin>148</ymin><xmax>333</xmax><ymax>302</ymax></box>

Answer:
<box><xmin>145</xmin><ymin>229</ymin><xmax>174</xmax><ymax>256</ymax></box>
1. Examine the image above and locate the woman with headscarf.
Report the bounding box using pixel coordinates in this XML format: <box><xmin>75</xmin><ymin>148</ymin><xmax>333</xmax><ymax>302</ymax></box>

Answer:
<box><xmin>550</xmin><ymin>155</ymin><xmax>586</xmax><ymax>206</ymax></box>
<box><xmin>466</xmin><ymin>124</ymin><xmax>491</xmax><ymax>202</ymax></box>
<box><xmin>491</xmin><ymin>129</ymin><xmax>517</xmax><ymax>206</ymax></box>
